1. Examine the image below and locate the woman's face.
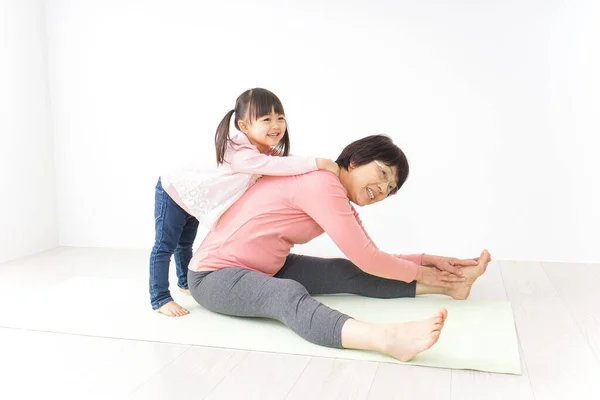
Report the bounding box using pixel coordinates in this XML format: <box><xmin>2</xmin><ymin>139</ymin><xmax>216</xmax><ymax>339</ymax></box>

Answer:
<box><xmin>343</xmin><ymin>161</ymin><xmax>398</xmax><ymax>206</ymax></box>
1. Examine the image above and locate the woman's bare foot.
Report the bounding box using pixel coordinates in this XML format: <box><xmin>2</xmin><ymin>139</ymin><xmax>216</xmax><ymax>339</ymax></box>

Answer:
<box><xmin>446</xmin><ymin>250</ymin><xmax>491</xmax><ymax>300</ymax></box>
<box><xmin>382</xmin><ymin>308</ymin><xmax>448</xmax><ymax>362</ymax></box>
<box><xmin>157</xmin><ymin>301</ymin><xmax>189</xmax><ymax>317</ymax></box>
<box><xmin>179</xmin><ymin>287</ymin><xmax>191</xmax><ymax>295</ymax></box>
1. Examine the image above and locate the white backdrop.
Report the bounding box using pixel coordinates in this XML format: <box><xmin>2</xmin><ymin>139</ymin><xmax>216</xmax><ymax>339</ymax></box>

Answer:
<box><xmin>7</xmin><ymin>0</ymin><xmax>598</xmax><ymax>263</ymax></box>
<box><xmin>0</xmin><ymin>0</ymin><xmax>57</xmax><ymax>264</ymax></box>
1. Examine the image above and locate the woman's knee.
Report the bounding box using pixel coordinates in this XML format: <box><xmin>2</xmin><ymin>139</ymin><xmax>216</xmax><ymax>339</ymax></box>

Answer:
<box><xmin>276</xmin><ymin>278</ymin><xmax>309</xmax><ymax>300</ymax></box>
<box><xmin>329</xmin><ymin>258</ymin><xmax>365</xmax><ymax>279</ymax></box>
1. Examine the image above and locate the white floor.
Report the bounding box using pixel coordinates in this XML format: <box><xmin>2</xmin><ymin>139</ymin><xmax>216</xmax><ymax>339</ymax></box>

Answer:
<box><xmin>1</xmin><ymin>247</ymin><xmax>599</xmax><ymax>400</ymax></box>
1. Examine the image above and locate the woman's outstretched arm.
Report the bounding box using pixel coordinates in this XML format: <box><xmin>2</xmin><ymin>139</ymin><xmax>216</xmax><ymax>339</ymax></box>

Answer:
<box><xmin>292</xmin><ymin>172</ymin><xmax>458</xmax><ymax>284</ymax></box>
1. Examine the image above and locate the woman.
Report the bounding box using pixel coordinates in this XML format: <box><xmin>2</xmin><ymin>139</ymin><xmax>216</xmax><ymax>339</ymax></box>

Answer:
<box><xmin>187</xmin><ymin>135</ymin><xmax>491</xmax><ymax>361</ymax></box>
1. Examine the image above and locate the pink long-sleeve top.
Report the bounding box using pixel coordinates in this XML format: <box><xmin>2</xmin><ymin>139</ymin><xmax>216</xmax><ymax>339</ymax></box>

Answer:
<box><xmin>161</xmin><ymin>133</ymin><xmax>318</xmax><ymax>228</ymax></box>
<box><xmin>189</xmin><ymin>170</ymin><xmax>421</xmax><ymax>282</ymax></box>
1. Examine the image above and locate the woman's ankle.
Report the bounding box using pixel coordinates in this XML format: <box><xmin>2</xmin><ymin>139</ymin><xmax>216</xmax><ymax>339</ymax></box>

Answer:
<box><xmin>341</xmin><ymin>319</ymin><xmax>387</xmax><ymax>353</ymax></box>
<box><xmin>415</xmin><ymin>283</ymin><xmax>450</xmax><ymax>296</ymax></box>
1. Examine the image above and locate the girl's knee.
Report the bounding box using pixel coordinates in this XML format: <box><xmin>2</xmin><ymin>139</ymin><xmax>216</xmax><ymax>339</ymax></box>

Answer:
<box><xmin>175</xmin><ymin>244</ymin><xmax>193</xmax><ymax>252</ymax></box>
<box><xmin>154</xmin><ymin>243</ymin><xmax>176</xmax><ymax>254</ymax></box>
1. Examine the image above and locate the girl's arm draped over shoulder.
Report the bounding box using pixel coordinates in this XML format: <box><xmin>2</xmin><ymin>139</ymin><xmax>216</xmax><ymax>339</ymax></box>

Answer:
<box><xmin>293</xmin><ymin>173</ymin><xmax>419</xmax><ymax>282</ymax></box>
<box><xmin>226</xmin><ymin>137</ymin><xmax>318</xmax><ymax>176</ymax></box>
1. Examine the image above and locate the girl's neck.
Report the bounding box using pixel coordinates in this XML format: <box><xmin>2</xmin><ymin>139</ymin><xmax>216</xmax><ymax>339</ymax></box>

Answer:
<box><xmin>245</xmin><ymin>134</ymin><xmax>270</xmax><ymax>154</ymax></box>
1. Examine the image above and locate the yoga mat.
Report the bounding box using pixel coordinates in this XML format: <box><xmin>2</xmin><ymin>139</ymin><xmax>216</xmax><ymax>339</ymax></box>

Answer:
<box><xmin>0</xmin><ymin>277</ymin><xmax>521</xmax><ymax>374</ymax></box>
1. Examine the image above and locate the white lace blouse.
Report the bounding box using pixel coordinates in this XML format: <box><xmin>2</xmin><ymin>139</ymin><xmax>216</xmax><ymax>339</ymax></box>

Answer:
<box><xmin>160</xmin><ymin>133</ymin><xmax>318</xmax><ymax>229</ymax></box>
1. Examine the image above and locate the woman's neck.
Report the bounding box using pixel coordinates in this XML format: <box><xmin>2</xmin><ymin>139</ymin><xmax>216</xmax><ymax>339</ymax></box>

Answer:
<box><xmin>338</xmin><ymin>167</ymin><xmax>351</xmax><ymax>192</ymax></box>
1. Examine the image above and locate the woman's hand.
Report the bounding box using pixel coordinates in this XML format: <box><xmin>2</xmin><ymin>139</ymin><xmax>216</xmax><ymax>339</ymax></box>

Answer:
<box><xmin>421</xmin><ymin>254</ymin><xmax>478</xmax><ymax>277</ymax></box>
<box><xmin>415</xmin><ymin>265</ymin><xmax>466</xmax><ymax>288</ymax></box>
<box><xmin>316</xmin><ymin>158</ymin><xmax>340</xmax><ymax>176</ymax></box>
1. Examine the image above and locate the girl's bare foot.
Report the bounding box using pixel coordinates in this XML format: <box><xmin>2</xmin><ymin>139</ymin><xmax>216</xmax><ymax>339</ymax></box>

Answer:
<box><xmin>179</xmin><ymin>287</ymin><xmax>191</xmax><ymax>295</ymax></box>
<box><xmin>157</xmin><ymin>301</ymin><xmax>189</xmax><ymax>317</ymax></box>
<box><xmin>382</xmin><ymin>308</ymin><xmax>448</xmax><ymax>362</ymax></box>
<box><xmin>446</xmin><ymin>250</ymin><xmax>491</xmax><ymax>300</ymax></box>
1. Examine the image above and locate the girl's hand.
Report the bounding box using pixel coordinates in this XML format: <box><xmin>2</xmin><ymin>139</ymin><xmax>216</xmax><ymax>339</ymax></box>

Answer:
<box><xmin>316</xmin><ymin>158</ymin><xmax>340</xmax><ymax>176</ymax></box>
<box><xmin>421</xmin><ymin>254</ymin><xmax>479</xmax><ymax>277</ymax></box>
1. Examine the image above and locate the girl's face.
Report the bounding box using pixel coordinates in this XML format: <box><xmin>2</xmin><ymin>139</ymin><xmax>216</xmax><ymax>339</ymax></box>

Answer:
<box><xmin>343</xmin><ymin>160</ymin><xmax>398</xmax><ymax>206</ymax></box>
<box><xmin>238</xmin><ymin>109</ymin><xmax>286</xmax><ymax>153</ymax></box>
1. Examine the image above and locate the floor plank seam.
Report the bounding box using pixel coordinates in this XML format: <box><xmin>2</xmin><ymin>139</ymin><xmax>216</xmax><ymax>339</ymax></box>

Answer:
<box><xmin>364</xmin><ymin>361</ymin><xmax>380</xmax><ymax>399</ymax></box>
<box><xmin>0</xmin><ymin>324</ymin><xmax>224</xmax><ymax>350</ymax></box>
<box><xmin>517</xmin><ymin>342</ymin><xmax>536</xmax><ymax>400</ymax></box>
<box><xmin>448</xmin><ymin>367</ymin><xmax>453</xmax><ymax>400</ymax></box>
<box><xmin>127</xmin><ymin>345</ymin><xmax>193</xmax><ymax>396</ymax></box>
<box><xmin>283</xmin><ymin>356</ymin><xmax>312</xmax><ymax>399</ymax></box>
<box><xmin>498</xmin><ymin>261</ymin><xmax>536</xmax><ymax>395</ymax></box>
<box><xmin>202</xmin><ymin>350</ymin><xmax>250</xmax><ymax>399</ymax></box>
<box><xmin>540</xmin><ymin>262</ymin><xmax>600</xmax><ymax>366</ymax></box>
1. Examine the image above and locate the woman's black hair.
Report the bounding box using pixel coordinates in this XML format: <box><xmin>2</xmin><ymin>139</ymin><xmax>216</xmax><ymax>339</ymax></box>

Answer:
<box><xmin>335</xmin><ymin>134</ymin><xmax>409</xmax><ymax>195</ymax></box>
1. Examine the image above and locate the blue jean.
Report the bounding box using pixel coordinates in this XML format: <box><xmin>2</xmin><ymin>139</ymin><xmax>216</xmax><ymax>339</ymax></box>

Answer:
<box><xmin>149</xmin><ymin>178</ymin><xmax>199</xmax><ymax>310</ymax></box>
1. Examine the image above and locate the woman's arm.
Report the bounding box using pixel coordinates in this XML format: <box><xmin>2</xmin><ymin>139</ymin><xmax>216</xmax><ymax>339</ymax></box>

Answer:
<box><xmin>293</xmin><ymin>173</ymin><xmax>419</xmax><ymax>282</ymax></box>
<box><xmin>350</xmin><ymin>205</ymin><xmax>423</xmax><ymax>265</ymax></box>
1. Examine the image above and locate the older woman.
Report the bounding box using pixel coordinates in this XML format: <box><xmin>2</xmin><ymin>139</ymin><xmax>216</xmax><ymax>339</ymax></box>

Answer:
<box><xmin>187</xmin><ymin>135</ymin><xmax>491</xmax><ymax>361</ymax></box>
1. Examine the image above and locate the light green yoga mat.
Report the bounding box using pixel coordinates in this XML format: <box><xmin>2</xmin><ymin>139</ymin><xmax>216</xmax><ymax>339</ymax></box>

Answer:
<box><xmin>0</xmin><ymin>277</ymin><xmax>521</xmax><ymax>374</ymax></box>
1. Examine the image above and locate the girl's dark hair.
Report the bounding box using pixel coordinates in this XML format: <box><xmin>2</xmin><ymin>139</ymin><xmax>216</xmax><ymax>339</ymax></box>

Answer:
<box><xmin>215</xmin><ymin>88</ymin><xmax>290</xmax><ymax>164</ymax></box>
<box><xmin>335</xmin><ymin>134</ymin><xmax>409</xmax><ymax>196</ymax></box>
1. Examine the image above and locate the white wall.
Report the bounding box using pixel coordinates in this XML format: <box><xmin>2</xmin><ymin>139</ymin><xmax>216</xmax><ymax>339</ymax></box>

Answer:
<box><xmin>46</xmin><ymin>0</ymin><xmax>599</xmax><ymax>262</ymax></box>
<box><xmin>0</xmin><ymin>0</ymin><xmax>57</xmax><ymax>264</ymax></box>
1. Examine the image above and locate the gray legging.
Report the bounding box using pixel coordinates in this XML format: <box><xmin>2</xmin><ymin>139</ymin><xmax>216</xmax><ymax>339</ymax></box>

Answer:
<box><xmin>188</xmin><ymin>254</ymin><xmax>417</xmax><ymax>348</ymax></box>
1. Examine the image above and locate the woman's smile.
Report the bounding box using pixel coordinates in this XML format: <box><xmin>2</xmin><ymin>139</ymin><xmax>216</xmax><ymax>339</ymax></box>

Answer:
<box><xmin>366</xmin><ymin>187</ymin><xmax>375</xmax><ymax>201</ymax></box>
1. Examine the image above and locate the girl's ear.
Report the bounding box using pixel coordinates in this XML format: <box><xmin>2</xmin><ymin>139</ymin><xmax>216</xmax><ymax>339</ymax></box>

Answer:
<box><xmin>348</xmin><ymin>162</ymin><xmax>356</xmax><ymax>171</ymax></box>
<box><xmin>237</xmin><ymin>120</ymin><xmax>249</xmax><ymax>134</ymax></box>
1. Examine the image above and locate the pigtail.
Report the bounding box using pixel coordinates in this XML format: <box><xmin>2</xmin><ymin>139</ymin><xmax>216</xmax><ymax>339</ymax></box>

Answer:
<box><xmin>271</xmin><ymin>127</ymin><xmax>291</xmax><ymax>157</ymax></box>
<box><xmin>215</xmin><ymin>109</ymin><xmax>235</xmax><ymax>165</ymax></box>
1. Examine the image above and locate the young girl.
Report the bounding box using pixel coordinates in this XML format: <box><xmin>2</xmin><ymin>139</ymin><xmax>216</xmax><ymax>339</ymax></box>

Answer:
<box><xmin>149</xmin><ymin>88</ymin><xmax>339</xmax><ymax>317</ymax></box>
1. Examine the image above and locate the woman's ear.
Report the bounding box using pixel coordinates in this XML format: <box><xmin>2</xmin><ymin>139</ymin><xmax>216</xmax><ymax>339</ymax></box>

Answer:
<box><xmin>348</xmin><ymin>162</ymin><xmax>356</xmax><ymax>171</ymax></box>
